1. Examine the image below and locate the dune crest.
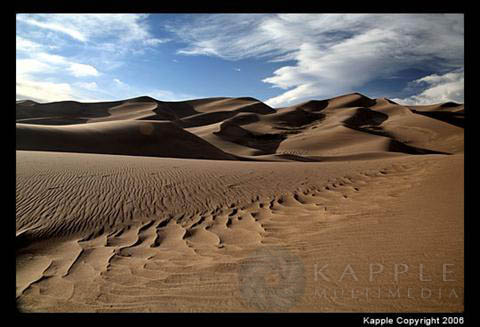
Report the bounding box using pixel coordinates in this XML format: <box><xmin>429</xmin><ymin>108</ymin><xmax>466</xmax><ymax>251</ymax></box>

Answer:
<box><xmin>16</xmin><ymin>93</ymin><xmax>464</xmax><ymax>161</ymax></box>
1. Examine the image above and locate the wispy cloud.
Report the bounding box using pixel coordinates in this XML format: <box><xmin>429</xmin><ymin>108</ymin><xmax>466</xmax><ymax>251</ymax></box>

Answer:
<box><xmin>16</xmin><ymin>14</ymin><xmax>178</xmax><ymax>102</ymax></box>
<box><xmin>75</xmin><ymin>82</ymin><xmax>98</xmax><ymax>91</ymax></box>
<box><xmin>170</xmin><ymin>14</ymin><xmax>464</xmax><ymax>107</ymax></box>
<box><xmin>17</xmin><ymin>14</ymin><xmax>463</xmax><ymax>105</ymax></box>
<box><xmin>17</xmin><ymin>15</ymin><xmax>87</xmax><ymax>42</ymax></box>
<box><xmin>16</xmin><ymin>49</ymin><xmax>101</xmax><ymax>102</ymax></box>
<box><xmin>113</xmin><ymin>78</ymin><xmax>128</xmax><ymax>88</ymax></box>
<box><xmin>17</xmin><ymin>52</ymin><xmax>100</xmax><ymax>79</ymax></box>
<box><xmin>392</xmin><ymin>69</ymin><xmax>464</xmax><ymax>105</ymax></box>
<box><xmin>68</xmin><ymin>63</ymin><xmax>100</xmax><ymax>77</ymax></box>
<box><xmin>17</xmin><ymin>14</ymin><xmax>171</xmax><ymax>50</ymax></box>
<box><xmin>16</xmin><ymin>57</ymin><xmax>63</xmax><ymax>102</ymax></box>
<box><xmin>16</xmin><ymin>58</ymin><xmax>53</xmax><ymax>76</ymax></box>
<box><xmin>16</xmin><ymin>14</ymin><xmax>171</xmax><ymax>83</ymax></box>
<box><xmin>16</xmin><ymin>77</ymin><xmax>75</xmax><ymax>103</ymax></box>
<box><xmin>144</xmin><ymin>38</ymin><xmax>171</xmax><ymax>46</ymax></box>
<box><xmin>16</xmin><ymin>36</ymin><xmax>44</xmax><ymax>52</ymax></box>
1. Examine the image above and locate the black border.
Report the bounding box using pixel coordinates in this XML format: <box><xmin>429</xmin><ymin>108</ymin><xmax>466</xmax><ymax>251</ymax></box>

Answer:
<box><xmin>14</xmin><ymin>2</ymin><xmax>466</xmax><ymax>14</ymax></box>
<box><xmin>13</xmin><ymin>2</ymin><xmax>470</xmax><ymax>325</ymax></box>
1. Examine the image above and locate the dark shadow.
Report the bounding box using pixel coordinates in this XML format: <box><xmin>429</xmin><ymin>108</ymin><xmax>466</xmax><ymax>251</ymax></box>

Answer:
<box><xmin>16</xmin><ymin>121</ymin><xmax>236</xmax><ymax>160</ymax></box>
<box><xmin>275</xmin><ymin>154</ymin><xmax>320</xmax><ymax>162</ymax></box>
<box><xmin>411</xmin><ymin>110</ymin><xmax>464</xmax><ymax>128</ymax></box>
<box><xmin>342</xmin><ymin>107</ymin><xmax>388</xmax><ymax>127</ymax></box>
<box><xmin>225</xmin><ymin>113</ymin><xmax>260</xmax><ymax>126</ymax></box>
<box><xmin>147</xmin><ymin>99</ymin><xmax>274</xmax><ymax>123</ymax></box>
<box><xmin>388</xmin><ymin>139</ymin><xmax>451</xmax><ymax>155</ymax></box>
<box><xmin>16</xmin><ymin>231</ymin><xmax>34</xmax><ymax>252</ymax></box>
<box><xmin>213</xmin><ymin>122</ymin><xmax>287</xmax><ymax>154</ymax></box>
<box><xmin>176</xmin><ymin>111</ymin><xmax>238</xmax><ymax>128</ymax></box>
<box><xmin>342</xmin><ymin>108</ymin><xmax>451</xmax><ymax>156</ymax></box>
<box><xmin>16</xmin><ymin>100</ymin><xmax>123</xmax><ymax>122</ymax></box>
<box><xmin>440</xmin><ymin>101</ymin><xmax>460</xmax><ymax>108</ymax></box>
<box><xmin>274</xmin><ymin>109</ymin><xmax>326</xmax><ymax>128</ymax></box>
<box><xmin>297</xmin><ymin>100</ymin><xmax>329</xmax><ymax>112</ymax></box>
<box><xmin>16</xmin><ymin>117</ymin><xmax>89</xmax><ymax>125</ymax></box>
<box><xmin>350</xmin><ymin>93</ymin><xmax>377</xmax><ymax>107</ymax></box>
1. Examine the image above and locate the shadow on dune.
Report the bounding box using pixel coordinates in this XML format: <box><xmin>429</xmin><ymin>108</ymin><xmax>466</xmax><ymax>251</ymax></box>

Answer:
<box><xmin>274</xmin><ymin>109</ymin><xmax>326</xmax><ymax>129</ymax></box>
<box><xmin>16</xmin><ymin>100</ymin><xmax>121</xmax><ymax>124</ymax></box>
<box><xmin>174</xmin><ymin>111</ymin><xmax>239</xmax><ymax>128</ymax></box>
<box><xmin>16</xmin><ymin>121</ymin><xmax>237</xmax><ymax>160</ymax></box>
<box><xmin>342</xmin><ymin>107</ymin><xmax>389</xmax><ymax>127</ymax></box>
<box><xmin>297</xmin><ymin>99</ymin><xmax>329</xmax><ymax>112</ymax></box>
<box><xmin>387</xmin><ymin>140</ymin><xmax>451</xmax><ymax>155</ymax></box>
<box><xmin>16</xmin><ymin>231</ymin><xmax>35</xmax><ymax>252</ymax></box>
<box><xmin>214</xmin><ymin>122</ymin><xmax>287</xmax><ymax>155</ymax></box>
<box><xmin>146</xmin><ymin>98</ymin><xmax>275</xmax><ymax>121</ymax></box>
<box><xmin>172</xmin><ymin>101</ymin><xmax>275</xmax><ymax>128</ymax></box>
<box><xmin>15</xmin><ymin>117</ymin><xmax>90</xmax><ymax>125</ymax></box>
<box><xmin>341</xmin><ymin>107</ymin><xmax>451</xmax><ymax>155</ymax></box>
<box><xmin>410</xmin><ymin>110</ymin><xmax>464</xmax><ymax>128</ymax></box>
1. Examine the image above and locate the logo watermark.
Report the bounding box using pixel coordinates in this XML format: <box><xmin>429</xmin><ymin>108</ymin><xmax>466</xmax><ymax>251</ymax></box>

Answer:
<box><xmin>312</xmin><ymin>262</ymin><xmax>463</xmax><ymax>307</ymax></box>
<box><xmin>237</xmin><ymin>245</ymin><xmax>305</xmax><ymax>311</ymax></box>
<box><xmin>237</xmin><ymin>255</ymin><xmax>462</xmax><ymax>310</ymax></box>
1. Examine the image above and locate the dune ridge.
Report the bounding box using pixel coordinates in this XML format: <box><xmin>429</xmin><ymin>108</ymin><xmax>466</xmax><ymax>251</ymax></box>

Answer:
<box><xmin>16</xmin><ymin>93</ymin><xmax>463</xmax><ymax>161</ymax></box>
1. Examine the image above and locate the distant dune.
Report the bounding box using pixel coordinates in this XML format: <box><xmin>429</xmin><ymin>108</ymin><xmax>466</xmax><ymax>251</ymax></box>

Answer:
<box><xmin>17</xmin><ymin>121</ymin><xmax>236</xmax><ymax>160</ymax></box>
<box><xmin>16</xmin><ymin>93</ymin><xmax>464</xmax><ymax>160</ymax></box>
<box><xmin>16</xmin><ymin>93</ymin><xmax>464</xmax><ymax>312</ymax></box>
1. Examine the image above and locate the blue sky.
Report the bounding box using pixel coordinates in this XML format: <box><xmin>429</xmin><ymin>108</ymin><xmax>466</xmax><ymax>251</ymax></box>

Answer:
<box><xmin>16</xmin><ymin>14</ymin><xmax>464</xmax><ymax>107</ymax></box>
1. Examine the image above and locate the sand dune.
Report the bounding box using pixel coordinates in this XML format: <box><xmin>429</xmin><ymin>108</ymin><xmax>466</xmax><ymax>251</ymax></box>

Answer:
<box><xmin>16</xmin><ymin>93</ymin><xmax>463</xmax><ymax>161</ymax></box>
<box><xmin>16</xmin><ymin>120</ymin><xmax>236</xmax><ymax>160</ymax></box>
<box><xmin>16</xmin><ymin>93</ymin><xmax>464</xmax><ymax>312</ymax></box>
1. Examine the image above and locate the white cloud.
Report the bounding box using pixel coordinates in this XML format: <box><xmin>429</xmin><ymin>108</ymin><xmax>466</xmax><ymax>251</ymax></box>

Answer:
<box><xmin>170</xmin><ymin>14</ymin><xmax>464</xmax><ymax>107</ymax></box>
<box><xmin>68</xmin><ymin>63</ymin><xmax>100</xmax><ymax>77</ymax></box>
<box><xmin>16</xmin><ymin>16</ymin><xmax>183</xmax><ymax>104</ymax></box>
<box><xmin>17</xmin><ymin>55</ymin><xmax>68</xmax><ymax>102</ymax></box>
<box><xmin>113</xmin><ymin>78</ymin><xmax>128</xmax><ymax>87</ymax></box>
<box><xmin>16</xmin><ymin>58</ymin><xmax>55</xmax><ymax>76</ymax></box>
<box><xmin>17</xmin><ymin>76</ymin><xmax>107</xmax><ymax>103</ymax></box>
<box><xmin>75</xmin><ymin>82</ymin><xmax>98</xmax><ymax>91</ymax></box>
<box><xmin>16</xmin><ymin>75</ymin><xmax>75</xmax><ymax>102</ymax></box>
<box><xmin>392</xmin><ymin>70</ymin><xmax>464</xmax><ymax>105</ymax></box>
<box><xmin>16</xmin><ymin>14</ymin><xmax>170</xmax><ymax>82</ymax></box>
<box><xmin>35</xmin><ymin>52</ymin><xmax>68</xmax><ymax>65</ymax></box>
<box><xmin>16</xmin><ymin>36</ymin><xmax>43</xmax><ymax>51</ymax></box>
<box><xmin>16</xmin><ymin>49</ymin><xmax>101</xmax><ymax>78</ymax></box>
<box><xmin>16</xmin><ymin>50</ymin><xmax>101</xmax><ymax>102</ymax></box>
<box><xmin>17</xmin><ymin>15</ymin><xmax>87</xmax><ymax>42</ymax></box>
<box><xmin>144</xmin><ymin>38</ymin><xmax>170</xmax><ymax>46</ymax></box>
<box><xmin>16</xmin><ymin>14</ymin><xmax>162</xmax><ymax>102</ymax></box>
<box><xmin>234</xmin><ymin>68</ymin><xmax>241</xmax><ymax>72</ymax></box>
<box><xmin>17</xmin><ymin>14</ymin><xmax>169</xmax><ymax>49</ymax></box>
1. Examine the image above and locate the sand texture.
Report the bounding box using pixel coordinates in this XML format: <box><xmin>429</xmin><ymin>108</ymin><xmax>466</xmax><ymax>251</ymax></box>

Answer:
<box><xmin>16</xmin><ymin>93</ymin><xmax>464</xmax><ymax>312</ymax></box>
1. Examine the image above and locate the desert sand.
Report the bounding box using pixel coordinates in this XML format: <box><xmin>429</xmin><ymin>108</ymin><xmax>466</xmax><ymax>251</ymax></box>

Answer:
<box><xmin>16</xmin><ymin>93</ymin><xmax>464</xmax><ymax>312</ymax></box>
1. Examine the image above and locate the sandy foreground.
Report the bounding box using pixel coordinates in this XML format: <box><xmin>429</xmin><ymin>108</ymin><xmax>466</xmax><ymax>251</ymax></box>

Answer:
<box><xmin>16</xmin><ymin>94</ymin><xmax>464</xmax><ymax>312</ymax></box>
